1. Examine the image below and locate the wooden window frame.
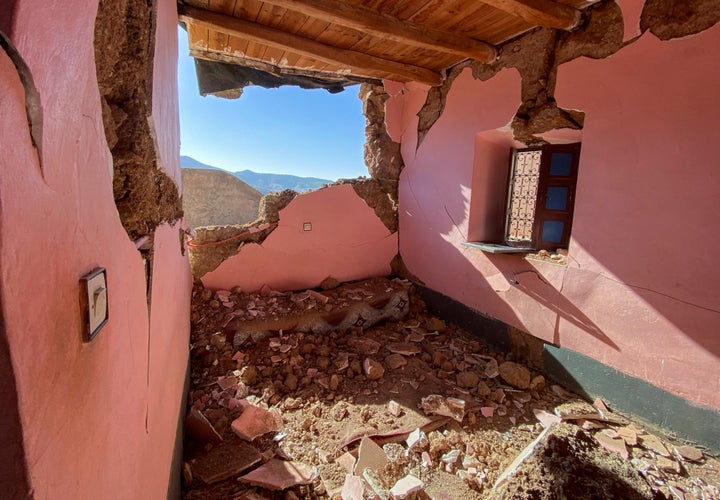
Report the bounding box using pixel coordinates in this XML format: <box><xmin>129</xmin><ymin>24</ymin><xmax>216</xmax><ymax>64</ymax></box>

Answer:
<box><xmin>503</xmin><ymin>143</ymin><xmax>581</xmax><ymax>251</ymax></box>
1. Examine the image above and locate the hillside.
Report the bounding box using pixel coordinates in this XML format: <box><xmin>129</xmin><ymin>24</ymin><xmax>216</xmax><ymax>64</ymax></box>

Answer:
<box><xmin>180</xmin><ymin>155</ymin><xmax>331</xmax><ymax>194</ymax></box>
<box><xmin>181</xmin><ymin>168</ymin><xmax>262</xmax><ymax>228</ymax></box>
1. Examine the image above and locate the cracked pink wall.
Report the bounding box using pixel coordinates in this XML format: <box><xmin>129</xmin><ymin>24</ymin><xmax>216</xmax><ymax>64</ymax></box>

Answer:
<box><xmin>392</xmin><ymin>23</ymin><xmax>720</xmax><ymax>410</ymax></box>
<box><xmin>202</xmin><ymin>184</ymin><xmax>398</xmax><ymax>292</ymax></box>
<box><xmin>0</xmin><ymin>0</ymin><xmax>191</xmax><ymax>497</ymax></box>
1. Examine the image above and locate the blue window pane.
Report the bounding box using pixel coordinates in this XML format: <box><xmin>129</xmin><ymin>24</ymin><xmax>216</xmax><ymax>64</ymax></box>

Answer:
<box><xmin>549</xmin><ymin>153</ymin><xmax>573</xmax><ymax>176</ymax></box>
<box><xmin>545</xmin><ymin>186</ymin><xmax>568</xmax><ymax>210</ymax></box>
<box><xmin>541</xmin><ymin>221</ymin><xmax>564</xmax><ymax>243</ymax></box>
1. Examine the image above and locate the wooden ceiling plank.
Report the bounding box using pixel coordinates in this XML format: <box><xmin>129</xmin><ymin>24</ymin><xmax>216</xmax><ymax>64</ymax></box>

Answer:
<box><xmin>179</xmin><ymin>5</ymin><xmax>443</xmax><ymax>84</ymax></box>
<box><xmin>257</xmin><ymin>0</ymin><xmax>496</xmax><ymax>62</ymax></box>
<box><xmin>478</xmin><ymin>0</ymin><xmax>581</xmax><ymax>30</ymax></box>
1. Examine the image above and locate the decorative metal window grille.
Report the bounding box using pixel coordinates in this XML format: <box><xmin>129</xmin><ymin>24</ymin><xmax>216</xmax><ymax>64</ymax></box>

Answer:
<box><xmin>506</xmin><ymin>150</ymin><xmax>541</xmax><ymax>243</ymax></box>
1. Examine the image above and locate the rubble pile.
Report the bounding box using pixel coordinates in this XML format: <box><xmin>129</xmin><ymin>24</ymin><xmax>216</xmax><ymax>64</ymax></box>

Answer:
<box><xmin>184</xmin><ymin>278</ymin><xmax>720</xmax><ymax>499</ymax></box>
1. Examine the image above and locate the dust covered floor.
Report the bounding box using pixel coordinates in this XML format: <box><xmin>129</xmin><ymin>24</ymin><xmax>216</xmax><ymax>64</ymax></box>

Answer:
<box><xmin>183</xmin><ymin>278</ymin><xmax>720</xmax><ymax>499</ymax></box>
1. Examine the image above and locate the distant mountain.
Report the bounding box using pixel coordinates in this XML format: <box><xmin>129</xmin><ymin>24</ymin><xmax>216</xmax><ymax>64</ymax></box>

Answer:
<box><xmin>180</xmin><ymin>155</ymin><xmax>331</xmax><ymax>194</ymax></box>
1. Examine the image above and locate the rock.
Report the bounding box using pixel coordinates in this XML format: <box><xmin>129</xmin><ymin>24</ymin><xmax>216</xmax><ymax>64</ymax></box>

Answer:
<box><xmin>320</xmin><ymin>276</ymin><xmax>340</xmax><ymax>290</ymax></box>
<box><xmin>425</xmin><ymin>317</ymin><xmax>446</xmax><ymax>332</ymax></box>
<box><xmin>499</xmin><ymin>362</ymin><xmax>531</xmax><ymax>389</ymax></box>
<box><xmin>595</xmin><ymin>431</ymin><xmax>629</xmax><ymax>459</ymax></box>
<box><xmin>656</xmin><ymin>456</ymin><xmax>682</xmax><ymax>474</ymax></box>
<box><xmin>639</xmin><ymin>434</ymin><xmax>670</xmax><ymax>457</ymax></box>
<box><xmin>191</xmin><ymin>441</ymin><xmax>261</xmax><ymax>485</ymax></box>
<box><xmin>231</xmin><ymin>403</ymin><xmax>283</xmax><ymax>441</ymax></box>
<box><xmin>329</xmin><ymin>374</ymin><xmax>340</xmax><ymax>391</ymax></box>
<box><xmin>185</xmin><ymin>408</ymin><xmax>223</xmax><ymax>444</ymax></box>
<box><xmin>388</xmin><ymin>400</ymin><xmax>403</xmax><ymax>417</ymax></box>
<box><xmin>355</xmin><ymin>436</ymin><xmax>389</xmax><ymax>477</ymax></box>
<box><xmin>476</xmin><ymin>381</ymin><xmax>492</xmax><ymax>397</ymax></box>
<box><xmin>484</xmin><ymin>358</ymin><xmax>500</xmax><ymax>378</ymax></box>
<box><xmin>348</xmin><ymin>337</ymin><xmax>381</xmax><ymax>355</ymax></box>
<box><xmin>364</xmin><ymin>358</ymin><xmax>385</xmax><ymax>380</ymax></box>
<box><xmin>385</xmin><ymin>354</ymin><xmax>407</xmax><ymax>370</ymax></box>
<box><xmin>480</xmin><ymin>407</ymin><xmax>494</xmax><ymax>418</ymax></box>
<box><xmin>341</xmin><ymin>474</ymin><xmax>364</xmax><ymax>500</ymax></box>
<box><xmin>240</xmin><ymin>365</ymin><xmax>257</xmax><ymax>385</ymax></box>
<box><xmin>390</xmin><ymin>474</ymin><xmax>423</xmax><ymax>499</ymax></box>
<box><xmin>457</xmin><ymin>371</ymin><xmax>480</xmax><ymax>389</ymax></box>
<box><xmin>529</xmin><ymin>375</ymin><xmax>545</xmax><ymax>391</ymax></box>
<box><xmin>675</xmin><ymin>445</ymin><xmax>703</xmax><ymax>462</ymax></box>
<box><xmin>238</xmin><ymin>459</ymin><xmax>315</xmax><ymax>490</ymax></box>
<box><xmin>284</xmin><ymin>373</ymin><xmax>298</xmax><ymax>391</ymax></box>
<box><xmin>421</xmin><ymin>451</ymin><xmax>433</xmax><ymax>468</ymax></box>
<box><xmin>386</xmin><ymin>342</ymin><xmax>421</xmax><ymax>356</ymax></box>
<box><xmin>406</xmin><ymin>428</ymin><xmax>429</xmax><ymax>453</ymax></box>
<box><xmin>441</xmin><ymin>450</ymin><xmax>461</xmax><ymax>464</ymax></box>
<box><xmin>617</xmin><ymin>426</ymin><xmax>638</xmax><ymax>446</ymax></box>
<box><xmin>420</xmin><ymin>395</ymin><xmax>466</xmax><ymax>422</ymax></box>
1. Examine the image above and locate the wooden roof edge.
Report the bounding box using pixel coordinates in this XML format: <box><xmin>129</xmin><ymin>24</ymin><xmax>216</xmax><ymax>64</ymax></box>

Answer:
<box><xmin>259</xmin><ymin>0</ymin><xmax>497</xmax><ymax>63</ymax></box>
<box><xmin>480</xmin><ymin>0</ymin><xmax>582</xmax><ymax>30</ymax></box>
<box><xmin>178</xmin><ymin>5</ymin><xmax>444</xmax><ymax>86</ymax></box>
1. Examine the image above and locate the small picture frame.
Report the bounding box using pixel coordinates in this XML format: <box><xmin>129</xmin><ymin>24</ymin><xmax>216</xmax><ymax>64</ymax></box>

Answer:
<box><xmin>80</xmin><ymin>267</ymin><xmax>109</xmax><ymax>342</ymax></box>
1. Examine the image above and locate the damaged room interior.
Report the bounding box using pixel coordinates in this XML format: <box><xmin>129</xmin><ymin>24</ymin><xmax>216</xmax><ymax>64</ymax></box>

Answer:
<box><xmin>1</xmin><ymin>0</ymin><xmax>719</xmax><ymax>499</ymax></box>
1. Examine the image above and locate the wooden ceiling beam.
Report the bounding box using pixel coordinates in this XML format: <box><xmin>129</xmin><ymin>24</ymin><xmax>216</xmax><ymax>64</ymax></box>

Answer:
<box><xmin>178</xmin><ymin>5</ymin><xmax>443</xmax><ymax>85</ymax></box>
<box><xmin>479</xmin><ymin>0</ymin><xmax>581</xmax><ymax>30</ymax></box>
<box><xmin>259</xmin><ymin>0</ymin><xmax>497</xmax><ymax>62</ymax></box>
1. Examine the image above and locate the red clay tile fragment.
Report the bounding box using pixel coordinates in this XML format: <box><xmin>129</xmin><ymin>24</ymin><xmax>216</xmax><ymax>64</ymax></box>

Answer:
<box><xmin>231</xmin><ymin>403</ymin><xmax>283</xmax><ymax>441</ymax></box>
<box><xmin>238</xmin><ymin>459</ymin><xmax>315</xmax><ymax>490</ymax></box>
<box><xmin>185</xmin><ymin>408</ymin><xmax>223</xmax><ymax>444</ymax></box>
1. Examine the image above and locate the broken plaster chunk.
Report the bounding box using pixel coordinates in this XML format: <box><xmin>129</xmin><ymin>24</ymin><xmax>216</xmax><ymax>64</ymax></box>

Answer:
<box><xmin>385</xmin><ymin>353</ymin><xmax>407</xmax><ymax>370</ymax></box>
<box><xmin>499</xmin><ymin>361</ymin><xmax>532</xmax><ymax>389</ymax></box>
<box><xmin>441</xmin><ymin>450</ymin><xmax>461</xmax><ymax>465</ymax></box>
<box><xmin>618</xmin><ymin>426</ymin><xmax>639</xmax><ymax>446</ymax></box>
<box><xmin>595</xmin><ymin>431</ymin><xmax>629</xmax><ymax>459</ymax></box>
<box><xmin>480</xmin><ymin>407</ymin><xmax>495</xmax><ymax>418</ymax></box>
<box><xmin>639</xmin><ymin>434</ymin><xmax>671</xmax><ymax>457</ymax></box>
<box><xmin>184</xmin><ymin>408</ymin><xmax>223</xmax><ymax>444</ymax></box>
<box><xmin>484</xmin><ymin>358</ymin><xmax>500</xmax><ymax>379</ymax></box>
<box><xmin>533</xmin><ymin>408</ymin><xmax>562</xmax><ymax>429</ymax></box>
<box><xmin>191</xmin><ymin>440</ymin><xmax>261</xmax><ymax>485</ymax></box>
<box><xmin>231</xmin><ymin>403</ymin><xmax>283</xmax><ymax>441</ymax></box>
<box><xmin>341</xmin><ymin>474</ymin><xmax>365</xmax><ymax>500</ymax></box>
<box><xmin>355</xmin><ymin>436</ymin><xmax>389</xmax><ymax>477</ymax></box>
<box><xmin>656</xmin><ymin>456</ymin><xmax>682</xmax><ymax>474</ymax></box>
<box><xmin>386</xmin><ymin>342</ymin><xmax>421</xmax><ymax>356</ymax></box>
<box><xmin>307</xmin><ymin>289</ymin><xmax>329</xmax><ymax>304</ymax></box>
<box><xmin>457</xmin><ymin>371</ymin><xmax>480</xmax><ymax>389</ymax></box>
<box><xmin>336</xmin><ymin>451</ymin><xmax>357</xmax><ymax>474</ymax></box>
<box><xmin>388</xmin><ymin>400</ymin><xmax>403</xmax><ymax>417</ymax></box>
<box><xmin>390</xmin><ymin>474</ymin><xmax>424</xmax><ymax>499</ymax></box>
<box><xmin>238</xmin><ymin>459</ymin><xmax>316</xmax><ymax>490</ymax></box>
<box><xmin>406</xmin><ymin>428</ymin><xmax>429</xmax><ymax>454</ymax></box>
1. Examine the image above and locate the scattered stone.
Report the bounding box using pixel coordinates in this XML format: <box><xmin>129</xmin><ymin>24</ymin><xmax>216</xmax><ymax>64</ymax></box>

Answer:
<box><xmin>320</xmin><ymin>276</ymin><xmax>340</xmax><ymax>290</ymax></box>
<box><xmin>499</xmin><ymin>362</ymin><xmax>531</xmax><ymax>389</ymax></box>
<box><xmin>364</xmin><ymin>358</ymin><xmax>385</xmax><ymax>380</ymax></box>
<box><xmin>388</xmin><ymin>400</ymin><xmax>403</xmax><ymax>417</ymax></box>
<box><xmin>406</xmin><ymin>428</ymin><xmax>429</xmax><ymax>454</ymax></box>
<box><xmin>420</xmin><ymin>395</ymin><xmax>466</xmax><ymax>422</ymax></box>
<box><xmin>481</xmin><ymin>407</ymin><xmax>494</xmax><ymax>418</ymax></box>
<box><xmin>529</xmin><ymin>375</ymin><xmax>545</xmax><ymax>391</ymax></box>
<box><xmin>341</xmin><ymin>474</ymin><xmax>364</xmax><ymax>500</ymax></box>
<box><xmin>421</xmin><ymin>451</ymin><xmax>433</xmax><ymax>468</ymax></box>
<box><xmin>355</xmin><ymin>436</ymin><xmax>389</xmax><ymax>477</ymax></box>
<box><xmin>457</xmin><ymin>371</ymin><xmax>480</xmax><ymax>389</ymax></box>
<box><xmin>639</xmin><ymin>434</ymin><xmax>671</xmax><ymax>457</ymax></box>
<box><xmin>595</xmin><ymin>431</ymin><xmax>629</xmax><ymax>459</ymax></box>
<box><xmin>441</xmin><ymin>450</ymin><xmax>461</xmax><ymax>464</ymax></box>
<box><xmin>425</xmin><ymin>317</ymin><xmax>446</xmax><ymax>332</ymax></box>
<box><xmin>284</xmin><ymin>373</ymin><xmax>298</xmax><ymax>391</ymax></box>
<box><xmin>617</xmin><ymin>426</ymin><xmax>638</xmax><ymax>446</ymax></box>
<box><xmin>657</xmin><ymin>456</ymin><xmax>682</xmax><ymax>474</ymax></box>
<box><xmin>484</xmin><ymin>358</ymin><xmax>500</xmax><ymax>379</ymax></box>
<box><xmin>386</xmin><ymin>342</ymin><xmax>421</xmax><ymax>356</ymax></box>
<box><xmin>674</xmin><ymin>445</ymin><xmax>703</xmax><ymax>462</ymax></box>
<box><xmin>185</xmin><ymin>408</ymin><xmax>223</xmax><ymax>444</ymax></box>
<box><xmin>307</xmin><ymin>289</ymin><xmax>329</xmax><ymax>304</ymax></box>
<box><xmin>390</xmin><ymin>474</ymin><xmax>424</xmax><ymax>499</ymax></box>
<box><xmin>231</xmin><ymin>403</ymin><xmax>283</xmax><ymax>441</ymax></box>
<box><xmin>329</xmin><ymin>374</ymin><xmax>340</xmax><ymax>391</ymax></box>
<box><xmin>191</xmin><ymin>441</ymin><xmax>261</xmax><ymax>484</ymax></box>
<box><xmin>348</xmin><ymin>337</ymin><xmax>381</xmax><ymax>355</ymax></box>
<box><xmin>476</xmin><ymin>380</ymin><xmax>492</xmax><ymax>397</ymax></box>
<box><xmin>238</xmin><ymin>459</ymin><xmax>315</xmax><ymax>490</ymax></box>
<box><xmin>385</xmin><ymin>354</ymin><xmax>407</xmax><ymax>370</ymax></box>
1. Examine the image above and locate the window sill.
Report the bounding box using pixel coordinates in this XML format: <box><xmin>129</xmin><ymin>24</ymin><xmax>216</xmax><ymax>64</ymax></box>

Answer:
<box><xmin>462</xmin><ymin>242</ymin><xmax>532</xmax><ymax>254</ymax></box>
<box><xmin>463</xmin><ymin>242</ymin><xmax>569</xmax><ymax>265</ymax></box>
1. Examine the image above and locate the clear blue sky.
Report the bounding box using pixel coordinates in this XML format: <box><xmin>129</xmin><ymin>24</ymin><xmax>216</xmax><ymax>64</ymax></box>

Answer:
<box><xmin>177</xmin><ymin>28</ymin><xmax>368</xmax><ymax>180</ymax></box>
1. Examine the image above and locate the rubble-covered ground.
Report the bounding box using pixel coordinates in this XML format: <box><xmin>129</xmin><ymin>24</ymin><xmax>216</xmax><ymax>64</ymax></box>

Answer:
<box><xmin>183</xmin><ymin>278</ymin><xmax>720</xmax><ymax>500</ymax></box>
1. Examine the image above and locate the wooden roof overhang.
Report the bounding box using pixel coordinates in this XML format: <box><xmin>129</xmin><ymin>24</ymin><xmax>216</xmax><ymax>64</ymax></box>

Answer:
<box><xmin>178</xmin><ymin>0</ymin><xmax>595</xmax><ymax>92</ymax></box>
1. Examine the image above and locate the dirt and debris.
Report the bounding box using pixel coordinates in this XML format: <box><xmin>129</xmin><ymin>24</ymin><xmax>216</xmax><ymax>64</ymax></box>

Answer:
<box><xmin>182</xmin><ymin>277</ymin><xmax>720</xmax><ymax>499</ymax></box>
<box><xmin>94</xmin><ymin>0</ymin><xmax>183</xmax><ymax>240</ymax></box>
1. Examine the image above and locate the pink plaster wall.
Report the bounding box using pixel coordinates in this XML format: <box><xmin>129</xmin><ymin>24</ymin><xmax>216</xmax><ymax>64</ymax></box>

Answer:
<box><xmin>392</xmin><ymin>21</ymin><xmax>720</xmax><ymax>410</ymax></box>
<box><xmin>202</xmin><ymin>184</ymin><xmax>398</xmax><ymax>292</ymax></box>
<box><xmin>0</xmin><ymin>1</ymin><xmax>191</xmax><ymax>498</ymax></box>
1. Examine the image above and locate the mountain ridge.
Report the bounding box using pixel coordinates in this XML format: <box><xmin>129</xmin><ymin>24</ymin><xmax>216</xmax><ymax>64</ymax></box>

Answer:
<box><xmin>180</xmin><ymin>155</ymin><xmax>331</xmax><ymax>194</ymax></box>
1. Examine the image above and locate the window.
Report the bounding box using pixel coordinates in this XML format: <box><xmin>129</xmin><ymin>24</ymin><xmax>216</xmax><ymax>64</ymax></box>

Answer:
<box><xmin>465</xmin><ymin>142</ymin><xmax>581</xmax><ymax>253</ymax></box>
